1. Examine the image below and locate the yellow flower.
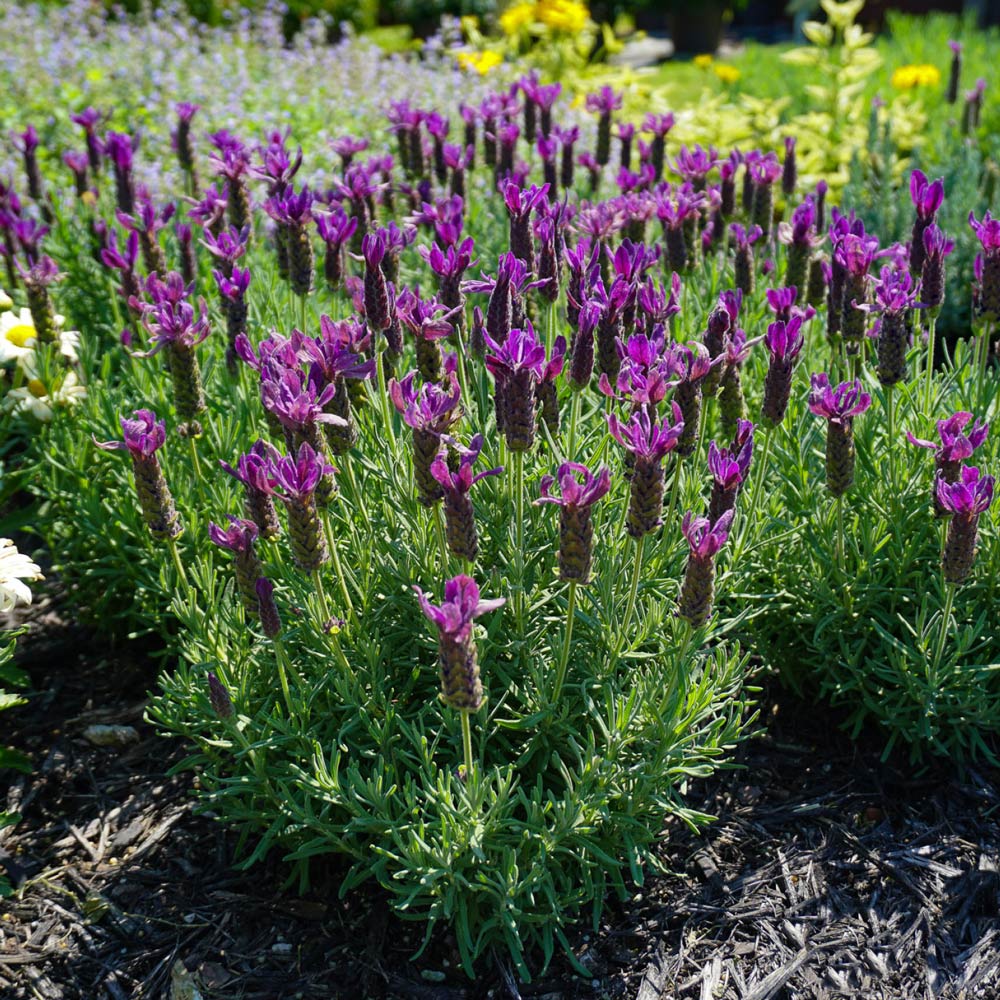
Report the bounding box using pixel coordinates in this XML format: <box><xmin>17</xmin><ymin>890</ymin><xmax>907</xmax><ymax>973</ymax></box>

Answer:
<box><xmin>4</xmin><ymin>369</ymin><xmax>86</xmax><ymax>422</ymax></box>
<box><xmin>0</xmin><ymin>307</ymin><xmax>80</xmax><ymax>369</ymax></box>
<box><xmin>0</xmin><ymin>288</ymin><xmax>11</xmax><ymax>310</ymax></box>
<box><xmin>693</xmin><ymin>54</ymin><xmax>714</xmax><ymax>70</ymax></box>
<box><xmin>456</xmin><ymin>50</ymin><xmax>503</xmax><ymax>75</ymax></box>
<box><xmin>536</xmin><ymin>0</ymin><xmax>589</xmax><ymax>34</ymax></box>
<box><xmin>714</xmin><ymin>64</ymin><xmax>740</xmax><ymax>84</ymax></box>
<box><xmin>499</xmin><ymin>2</ymin><xmax>536</xmax><ymax>35</ymax></box>
<box><xmin>891</xmin><ymin>63</ymin><xmax>941</xmax><ymax>90</ymax></box>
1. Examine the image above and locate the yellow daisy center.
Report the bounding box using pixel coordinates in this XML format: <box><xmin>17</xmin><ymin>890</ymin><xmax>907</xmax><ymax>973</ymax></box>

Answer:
<box><xmin>4</xmin><ymin>323</ymin><xmax>37</xmax><ymax>348</ymax></box>
<box><xmin>27</xmin><ymin>378</ymin><xmax>47</xmax><ymax>398</ymax></box>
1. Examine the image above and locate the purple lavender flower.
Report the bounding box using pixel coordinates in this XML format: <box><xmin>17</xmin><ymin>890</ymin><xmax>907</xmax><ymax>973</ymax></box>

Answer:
<box><xmin>209</xmin><ymin>516</ymin><xmax>263</xmax><ymax>613</ymax></box>
<box><xmin>675</xmin><ymin>145</ymin><xmax>719</xmax><ymax>192</ymax></box>
<box><xmin>214</xmin><ymin>264</ymin><xmax>251</xmax><ymax>372</ymax></box>
<box><xmin>12</xmin><ymin>125</ymin><xmax>46</xmax><ymax>212</ymax></box>
<box><xmin>707</xmin><ymin>429</ymin><xmax>754</xmax><ymax>524</ymax></box>
<box><xmin>778</xmin><ymin>198</ymin><xmax>820</xmax><ymax>295</ymax></box>
<box><xmin>730</xmin><ymin>223</ymin><xmax>763</xmax><ymax>296</ymax></box>
<box><xmin>761</xmin><ymin>316</ymin><xmax>805</xmax><ymax>426</ymax></box>
<box><xmin>362</xmin><ymin>231</ymin><xmax>391</xmax><ymax>332</ymax></box>
<box><xmin>672</xmin><ymin>343</ymin><xmax>715</xmax><ymax>457</ymax></box>
<box><xmin>413</xmin><ymin>575</ymin><xmax>505</xmax><ymax>712</ymax></box>
<box><xmin>862</xmin><ymin>264</ymin><xmax>920</xmax><ymax>386</ymax></box>
<box><xmin>255</xmin><ymin>578</ymin><xmax>282</xmax><ymax>639</ymax></box>
<box><xmin>969</xmin><ymin>210</ymin><xmax>1000</xmax><ymax>320</ymax></box>
<box><xmin>642</xmin><ymin>112</ymin><xmax>675</xmax><ymax>181</ymax></box>
<box><xmin>484</xmin><ymin>323</ymin><xmax>547</xmax><ymax>452</ymax></box>
<box><xmin>63</xmin><ymin>150</ymin><xmax>89</xmax><ymax>199</ymax></box>
<box><xmin>118</xmin><ymin>187</ymin><xmax>175</xmax><ymax>277</ymax></box>
<box><xmin>314</xmin><ymin>207</ymin><xmax>357</xmax><ymax>291</ymax></box>
<box><xmin>946</xmin><ymin>40</ymin><xmax>962</xmax><ymax>104</ymax></box>
<box><xmin>265</xmin><ymin>187</ymin><xmax>314</xmax><ymax>296</ymax></box>
<box><xmin>220</xmin><ymin>440</ymin><xmax>282</xmax><ymax>540</ymax></box>
<box><xmin>781</xmin><ymin>136</ymin><xmax>797</xmax><ymax>197</ymax></box>
<box><xmin>909</xmin><ymin>412</ymin><xmax>989</xmax><ymax>514</ymax></box>
<box><xmin>537</xmin><ymin>462</ymin><xmax>612</xmax><ymax>583</ymax></box>
<box><xmin>749</xmin><ymin>154</ymin><xmax>782</xmax><ymax>239</ymax></box>
<box><xmin>389</xmin><ymin>369</ymin><xmax>463</xmax><ymax>505</ymax></box>
<box><xmin>920</xmin><ymin>224</ymin><xmax>954</xmax><ymax>317</ymax></box>
<box><xmin>609</xmin><ymin>403</ymin><xmax>685</xmax><ymax>537</ymax></box>
<box><xmin>808</xmin><ymin>374</ymin><xmax>872</xmax><ymax>496</ymax></box>
<box><xmin>103</xmin><ymin>131</ymin><xmax>137</xmax><ymax>216</ymax></box>
<box><xmin>430</xmin><ymin>435</ymin><xmax>502</xmax><ymax>563</ymax></box>
<box><xmin>530</xmin><ymin>336</ymin><xmax>564</xmax><ymax>438</ymax></box>
<box><xmin>172</xmin><ymin>102</ymin><xmax>200</xmax><ymax>192</ymax></box>
<box><xmin>268</xmin><ymin>443</ymin><xmax>332</xmax><ymax>572</ymax></box>
<box><xmin>96</xmin><ymin>410</ymin><xmax>182</xmax><ymax>540</ymax></box>
<box><xmin>132</xmin><ymin>274</ymin><xmax>210</xmax><ymax>433</ymax></box>
<box><xmin>71</xmin><ymin>107</ymin><xmax>103</xmax><ymax>175</ymax></box>
<box><xmin>677</xmin><ymin>509</ymin><xmax>733</xmax><ymax>626</ymax></box>
<box><xmin>585</xmin><ymin>86</ymin><xmax>623</xmax><ymax>167</ymax></box>
<box><xmin>936</xmin><ymin>466</ymin><xmax>995</xmax><ymax>584</ymax></box>
<box><xmin>396</xmin><ymin>287</ymin><xmax>454</xmax><ymax>382</ymax></box>
<box><xmin>908</xmin><ymin>170</ymin><xmax>945</xmax><ymax>278</ymax></box>
<box><xmin>835</xmin><ymin>232</ymin><xmax>880</xmax><ymax>356</ymax></box>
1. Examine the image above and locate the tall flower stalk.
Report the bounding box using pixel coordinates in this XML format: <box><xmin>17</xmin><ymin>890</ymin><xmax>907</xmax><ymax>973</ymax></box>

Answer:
<box><xmin>414</xmin><ymin>576</ymin><xmax>505</xmax><ymax>783</ymax></box>
<box><xmin>808</xmin><ymin>373</ymin><xmax>872</xmax><ymax>572</ymax></box>
<box><xmin>536</xmin><ymin>463</ymin><xmax>611</xmax><ymax>703</ymax></box>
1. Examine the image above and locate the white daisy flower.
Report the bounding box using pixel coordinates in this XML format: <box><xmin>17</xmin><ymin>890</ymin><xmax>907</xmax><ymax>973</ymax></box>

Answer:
<box><xmin>0</xmin><ymin>538</ymin><xmax>42</xmax><ymax>612</ymax></box>
<box><xmin>0</xmin><ymin>307</ymin><xmax>80</xmax><ymax>368</ymax></box>
<box><xmin>3</xmin><ymin>369</ymin><xmax>87</xmax><ymax>422</ymax></box>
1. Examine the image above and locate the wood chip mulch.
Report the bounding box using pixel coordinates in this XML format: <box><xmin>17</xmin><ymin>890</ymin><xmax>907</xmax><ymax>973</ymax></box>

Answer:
<box><xmin>2</xmin><ymin>595</ymin><xmax>999</xmax><ymax>999</ymax></box>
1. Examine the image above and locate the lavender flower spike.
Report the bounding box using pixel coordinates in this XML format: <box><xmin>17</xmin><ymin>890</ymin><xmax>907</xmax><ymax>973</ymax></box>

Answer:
<box><xmin>707</xmin><ymin>428</ymin><xmax>754</xmax><ymax>524</ymax></box>
<box><xmin>95</xmin><ymin>410</ymin><xmax>181</xmax><ymax>541</ymax></box>
<box><xmin>936</xmin><ymin>466</ymin><xmax>995</xmax><ymax>584</ymax></box>
<box><xmin>208</xmin><ymin>516</ymin><xmax>263</xmax><ymax>612</ymax></box>
<box><xmin>536</xmin><ymin>463</ymin><xmax>612</xmax><ymax>583</ymax></box>
<box><xmin>761</xmin><ymin>316</ymin><xmax>805</xmax><ymax>427</ymax></box>
<box><xmin>908</xmin><ymin>412</ymin><xmax>989</xmax><ymax>514</ymax></box>
<box><xmin>430</xmin><ymin>435</ymin><xmax>502</xmax><ymax>563</ymax></box>
<box><xmin>677</xmin><ymin>509</ymin><xmax>734</xmax><ymax>627</ymax></box>
<box><xmin>268</xmin><ymin>443</ymin><xmax>332</xmax><ymax>572</ymax></box>
<box><xmin>808</xmin><ymin>374</ymin><xmax>872</xmax><ymax>497</ymax></box>
<box><xmin>413</xmin><ymin>575</ymin><xmax>505</xmax><ymax>712</ymax></box>
<box><xmin>608</xmin><ymin>403</ymin><xmax>685</xmax><ymax>538</ymax></box>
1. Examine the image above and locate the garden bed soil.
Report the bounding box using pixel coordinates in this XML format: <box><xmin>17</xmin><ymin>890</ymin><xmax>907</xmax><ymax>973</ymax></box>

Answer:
<box><xmin>2</xmin><ymin>592</ymin><xmax>999</xmax><ymax>999</ymax></box>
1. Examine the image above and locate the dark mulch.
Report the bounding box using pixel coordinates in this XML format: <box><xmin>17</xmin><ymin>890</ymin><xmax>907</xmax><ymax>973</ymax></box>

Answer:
<box><xmin>2</xmin><ymin>593</ymin><xmax>999</xmax><ymax>999</ymax></box>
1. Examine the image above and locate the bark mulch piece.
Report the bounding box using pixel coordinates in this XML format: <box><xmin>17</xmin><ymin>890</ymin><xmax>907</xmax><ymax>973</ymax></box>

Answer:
<box><xmin>2</xmin><ymin>599</ymin><xmax>999</xmax><ymax>999</ymax></box>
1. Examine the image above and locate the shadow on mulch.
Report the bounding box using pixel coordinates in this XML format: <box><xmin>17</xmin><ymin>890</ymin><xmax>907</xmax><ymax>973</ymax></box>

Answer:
<box><xmin>2</xmin><ymin>591</ymin><xmax>999</xmax><ymax>1000</ymax></box>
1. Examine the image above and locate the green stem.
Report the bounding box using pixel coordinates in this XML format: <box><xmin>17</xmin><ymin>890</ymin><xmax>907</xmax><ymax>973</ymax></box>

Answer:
<box><xmin>375</xmin><ymin>349</ymin><xmax>395</xmax><ymax>451</ymax></box>
<box><xmin>551</xmin><ymin>582</ymin><xmax>577</xmax><ymax>705</ymax></box>
<box><xmin>613</xmin><ymin>535</ymin><xmax>645</xmax><ymax>664</ymax></box>
<box><xmin>886</xmin><ymin>384</ymin><xmax>895</xmax><ymax>493</ymax></box>
<box><xmin>513</xmin><ymin>449</ymin><xmax>526</xmax><ymax>629</ymax></box>
<box><xmin>836</xmin><ymin>494</ymin><xmax>845</xmax><ymax>576</ymax></box>
<box><xmin>166</xmin><ymin>534</ymin><xmax>192</xmax><ymax>600</ymax></box>
<box><xmin>433</xmin><ymin>502</ymin><xmax>450</xmax><ymax>577</ymax></box>
<box><xmin>299</xmin><ymin>293</ymin><xmax>308</xmax><ymax>336</ymax></box>
<box><xmin>313</xmin><ymin>569</ymin><xmax>332</xmax><ymax>628</ymax></box>
<box><xmin>327</xmin><ymin>523</ymin><xmax>355</xmax><ymax>622</ymax></box>
<box><xmin>272</xmin><ymin>636</ymin><xmax>299</xmax><ymax>717</ymax></box>
<box><xmin>980</xmin><ymin>320</ymin><xmax>993</xmax><ymax>412</ymax></box>
<box><xmin>930</xmin><ymin>582</ymin><xmax>956</xmax><ymax>683</ymax></box>
<box><xmin>460</xmin><ymin>711</ymin><xmax>475</xmax><ymax>785</ymax></box>
<box><xmin>566</xmin><ymin>390</ymin><xmax>582</xmax><ymax>462</ymax></box>
<box><xmin>187</xmin><ymin>433</ymin><xmax>202</xmax><ymax>488</ymax></box>
<box><xmin>923</xmin><ymin>313</ymin><xmax>937</xmax><ymax>415</ymax></box>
